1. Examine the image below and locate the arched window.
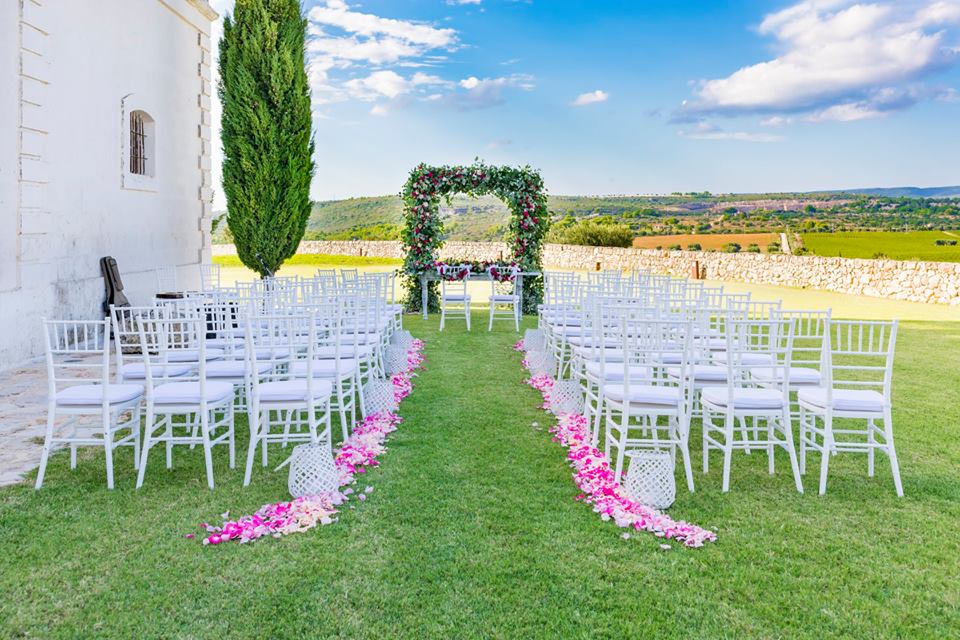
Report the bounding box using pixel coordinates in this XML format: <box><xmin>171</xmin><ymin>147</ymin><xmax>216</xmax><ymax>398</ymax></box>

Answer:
<box><xmin>129</xmin><ymin>110</ymin><xmax>155</xmax><ymax>177</ymax></box>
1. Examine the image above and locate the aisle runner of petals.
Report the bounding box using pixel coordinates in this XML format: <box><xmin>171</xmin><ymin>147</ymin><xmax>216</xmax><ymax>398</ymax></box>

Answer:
<box><xmin>518</xmin><ymin>341</ymin><xmax>716</xmax><ymax>548</ymax></box>
<box><xmin>196</xmin><ymin>340</ymin><xmax>425</xmax><ymax>546</ymax></box>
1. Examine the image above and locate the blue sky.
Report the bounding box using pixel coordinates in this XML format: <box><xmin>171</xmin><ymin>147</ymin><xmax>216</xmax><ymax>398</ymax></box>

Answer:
<box><xmin>209</xmin><ymin>0</ymin><xmax>960</xmax><ymax>205</ymax></box>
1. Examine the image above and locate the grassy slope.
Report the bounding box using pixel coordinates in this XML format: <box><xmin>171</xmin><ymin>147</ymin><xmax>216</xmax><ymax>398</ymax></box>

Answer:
<box><xmin>802</xmin><ymin>230</ymin><xmax>960</xmax><ymax>261</ymax></box>
<box><xmin>1</xmin><ymin>313</ymin><xmax>959</xmax><ymax>638</ymax></box>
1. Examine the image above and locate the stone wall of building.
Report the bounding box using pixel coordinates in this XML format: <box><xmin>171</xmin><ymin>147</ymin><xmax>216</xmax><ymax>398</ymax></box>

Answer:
<box><xmin>212</xmin><ymin>240</ymin><xmax>960</xmax><ymax>305</ymax></box>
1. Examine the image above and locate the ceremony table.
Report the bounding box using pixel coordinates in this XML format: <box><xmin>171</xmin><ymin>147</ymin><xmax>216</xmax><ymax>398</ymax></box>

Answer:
<box><xmin>418</xmin><ymin>271</ymin><xmax>541</xmax><ymax>320</ymax></box>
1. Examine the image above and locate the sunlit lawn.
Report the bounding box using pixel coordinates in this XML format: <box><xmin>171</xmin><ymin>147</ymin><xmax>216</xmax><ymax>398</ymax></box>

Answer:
<box><xmin>1</xmin><ymin>308</ymin><xmax>958</xmax><ymax>637</ymax></box>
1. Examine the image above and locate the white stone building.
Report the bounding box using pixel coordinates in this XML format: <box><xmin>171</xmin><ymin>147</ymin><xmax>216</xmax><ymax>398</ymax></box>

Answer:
<box><xmin>0</xmin><ymin>0</ymin><xmax>217</xmax><ymax>368</ymax></box>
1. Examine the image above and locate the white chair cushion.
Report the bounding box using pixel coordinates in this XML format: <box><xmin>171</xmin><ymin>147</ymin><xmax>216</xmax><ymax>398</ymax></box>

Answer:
<box><xmin>713</xmin><ymin>351</ymin><xmax>775</xmax><ymax>366</ymax></box>
<box><xmin>574</xmin><ymin>346</ymin><xmax>625</xmax><ymax>362</ymax></box>
<box><xmin>257</xmin><ymin>379</ymin><xmax>333</xmax><ymax>403</ymax></box>
<box><xmin>666</xmin><ymin>365</ymin><xmax>728</xmax><ymax>382</ymax></box>
<box><xmin>701</xmin><ymin>387</ymin><xmax>786</xmax><ymax>410</ymax></box>
<box><xmin>288</xmin><ymin>359</ymin><xmax>359</xmax><ymax>378</ymax></box>
<box><xmin>233</xmin><ymin>347</ymin><xmax>292</xmax><ymax>361</ymax></box>
<box><xmin>166</xmin><ymin>348</ymin><xmax>224</xmax><ymax>363</ymax></box>
<box><xmin>602</xmin><ymin>384</ymin><xmax>681</xmax><ymax>406</ymax></box>
<box><xmin>153</xmin><ymin>381</ymin><xmax>234</xmax><ymax>405</ymax></box>
<box><xmin>489</xmin><ymin>295</ymin><xmax>519</xmax><ymax>302</ymax></box>
<box><xmin>120</xmin><ymin>362</ymin><xmax>191</xmax><ymax>379</ymax></box>
<box><xmin>798</xmin><ymin>388</ymin><xmax>886</xmax><ymax>413</ymax></box>
<box><xmin>585</xmin><ymin>362</ymin><xmax>650</xmax><ymax>381</ymax></box>
<box><xmin>442</xmin><ymin>294</ymin><xmax>471</xmax><ymax>302</ymax></box>
<box><xmin>205</xmin><ymin>360</ymin><xmax>272</xmax><ymax>378</ymax></box>
<box><xmin>314</xmin><ymin>344</ymin><xmax>373</xmax><ymax>359</ymax></box>
<box><xmin>751</xmin><ymin>367</ymin><xmax>822</xmax><ymax>385</ymax></box>
<box><xmin>56</xmin><ymin>383</ymin><xmax>143</xmax><ymax>406</ymax></box>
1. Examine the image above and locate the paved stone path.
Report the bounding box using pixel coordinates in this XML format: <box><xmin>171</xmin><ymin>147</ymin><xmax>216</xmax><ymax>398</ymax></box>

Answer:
<box><xmin>0</xmin><ymin>359</ymin><xmax>51</xmax><ymax>486</ymax></box>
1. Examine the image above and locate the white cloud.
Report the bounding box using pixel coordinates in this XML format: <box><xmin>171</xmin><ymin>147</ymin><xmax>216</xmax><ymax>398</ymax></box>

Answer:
<box><xmin>677</xmin><ymin>1</ymin><xmax>960</xmax><ymax>121</ymax></box>
<box><xmin>760</xmin><ymin>115</ymin><xmax>793</xmax><ymax>127</ymax></box>
<box><xmin>572</xmin><ymin>90</ymin><xmax>609</xmax><ymax>106</ymax></box>
<box><xmin>447</xmin><ymin>0</ymin><xmax>482</xmax><ymax>4</ymax></box>
<box><xmin>370</xmin><ymin>104</ymin><xmax>390</xmax><ymax>117</ymax></box>
<box><xmin>446</xmin><ymin>74</ymin><xmax>535</xmax><ymax>110</ymax></box>
<box><xmin>678</xmin><ymin>121</ymin><xmax>784</xmax><ymax>142</ymax></box>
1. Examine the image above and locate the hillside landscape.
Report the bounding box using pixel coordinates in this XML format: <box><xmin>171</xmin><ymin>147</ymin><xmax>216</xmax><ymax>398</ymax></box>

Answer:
<box><xmin>211</xmin><ymin>188</ymin><xmax>960</xmax><ymax>261</ymax></box>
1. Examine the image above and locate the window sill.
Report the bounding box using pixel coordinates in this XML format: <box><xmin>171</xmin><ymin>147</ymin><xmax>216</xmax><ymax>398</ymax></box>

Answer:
<box><xmin>122</xmin><ymin>173</ymin><xmax>158</xmax><ymax>193</ymax></box>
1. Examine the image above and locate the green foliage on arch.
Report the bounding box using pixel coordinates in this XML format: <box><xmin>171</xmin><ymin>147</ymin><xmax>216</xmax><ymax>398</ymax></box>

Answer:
<box><xmin>400</xmin><ymin>161</ymin><xmax>550</xmax><ymax>313</ymax></box>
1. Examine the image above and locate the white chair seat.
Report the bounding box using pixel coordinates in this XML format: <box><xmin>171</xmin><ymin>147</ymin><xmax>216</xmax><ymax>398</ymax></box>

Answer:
<box><xmin>314</xmin><ymin>344</ymin><xmax>374</xmax><ymax>358</ymax></box>
<box><xmin>798</xmin><ymin>388</ymin><xmax>886</xmax><ymax>413</ymax></box>
<box><xmin>602</xmin><ymin>384</ymin><xmax>681</xmax><ymax>405</ymax></box>
<box><xmin>701</xmin><ymin>387</ymin><xmax>786</xmax><ymax>410</ymax></box>
<box><xmin>56</xmin><ymin>383</ymin><xmax>144</xmax><ymax>406</ymax></box>
<box><xmin>120</xmin><ymin>362</ymin><xmax>191</xmax><ymax>379</ymax></box>
<box><xmin>751</xmin><ymin>367</ymin><xmax>822</xmax><ymax>385</ymax></box>
<box><xmin>489</xmin><ymin>294</ymin><xmax>519</xmax><ymax>302</ymax></box>
<box><xmin>573</xmin><ymin>346</ymin><xmax>625</xmax><ymax>361</ymax></box>
<box><xmin>666</xmin><ymin>365</ymin><xmax>728</xmax><ymax>382</ymax></box>
<box><xmin>442</xmin><ymin>294</ymin><xmax>471</xmax><ymax>302</ymax></box>
<box><xmin>153</xmin><ymin>381</ymin><xmax>234</xmax><ymax>405</ymax></box>
<box><xmin>205</xmin><ymin>360</ymin><xmax>273</xmax><ymax>378</ymax></box>
<box><xmin>585</xmin><ymin>362</ymin><xmax>650</xmax><ymax>381</ymax></box>
<box><xmin>257</xmin><ymin>379</ymin><xmax>333</xmax><ymax>402</ymax></box>
<box><xmin>166</xmin><ymin>348</ymin><xmax>224</xmax><ymax>363</ymax></box>
<box><xmin>233</xmin><ymin>347</ymin><xmax>291</xmax><ymax>361</ymax></box>
<box><xmin>713</xmin><ymin>351</ymin><xmax>775</xmax><ymax>366</ymax></box>
<box><xmin>288</xmin><ymin>359</ymin><xmax>359</xmax><ymax>378</ymax></box>
<box><xmin>206</xmin><ymin>337</ymin><xmax>245</xmax><ymax>350</ymax></box>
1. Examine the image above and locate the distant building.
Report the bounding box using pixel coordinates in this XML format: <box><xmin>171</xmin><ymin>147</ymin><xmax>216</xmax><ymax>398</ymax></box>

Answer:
<box><xmin>0</xmin><ymin>0</ymin><xmax>217</xmax><ymax>367</ymax></box>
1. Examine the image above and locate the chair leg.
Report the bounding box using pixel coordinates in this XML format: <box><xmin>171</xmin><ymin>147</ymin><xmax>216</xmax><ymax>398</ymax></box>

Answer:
<box><xmin>243</xmin><ymin>405</ymin><xmax>261</xmax><ymax>486</ymax></box>
<box><xmin>679</xmin><ymin>421</ymin><xmax>695</xmax><ymax>492</ymax></box>
<box><xmin>867</xmin><ymin>418</ymin><xmax>876</xmax><ymax>477</ymax></box>
<box><xmin>781</xmin><ymin>409</ymin><xmax>803</xmax><ymax>493</ymax></box>
<box><xmin>488</xmin><ymin>303</ymin><xmax>494</xmax><ymax>331</ymax></box>
<box><xmin>35</xmin><ymin>405</ymin><xmax>57</xmax><ymax>489</ymax></box>
<box><xmin>131</xmin><ymin>406</ymin><xmax>141</xmax><ymax>471</ymax></box>
<box><xmin>336</xmin><ymin>381</ymin><xmax>349</xmax><ymax>442</ymax></box>
<box><xmin>818</xmin><ymin>413</ymin><xmax>834</xmax><ymax>495</ymax></box>
<box><xmin>884</xmin><ymin>409</ymin><xmax>904</xmax><ymax>497</ymax></box>
<box><xmin>136</xmin><ymin>406</ymin><xmax>155</xmax><ymax>489</ymax></box>
<box><xmin>227</xmin><ymin>404</ymin><xmax>236</xmax><ymax>469</ymax></box>
<box><xmin>103</xmin><ymin>412</ymin><xmax>115</xmax><ymax>490</ymax></box>
<box><xmin>440</xmin><ymin>305</ymin><xmax>445</xmax><ymax>331</ymax></box>
<box><xmin>200</xmin><ymin>411</ymin><xmax>215</xmax><ymax>490</ymax></box>
<box><xmin>721</xmin><ymin>412</ymin><xmax>734</xmax><ymax>492</ymax></box>
<box><xmin>799</xmin><ymin>406</ymin><xmax>808</xmax><ymax>475</ymax></box>
<box><xmin>466</xmin><ymin>303</ymin><xmax>471</xmax><ymax>331</ymax></box>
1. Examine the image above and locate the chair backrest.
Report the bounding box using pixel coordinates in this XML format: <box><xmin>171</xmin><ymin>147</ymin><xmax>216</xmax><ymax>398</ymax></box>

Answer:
<box><xmin>488</xmin><ymin>264</ymin><xmax>519</xmax><ymax>296</ymax></box>
<box><xmin>781</xmin><ymin>309</ymin><xmax>831</xmax><ymax>374</ymax></box>
<box><xmin>136</xmin><ymin>315</ymin><xmax>208</xmax><ymax>391</ymax></box>
<box><xmin>110</xmin><ymin>304</ymin><xmax>168</xmax><ymax>381</ymax></box>
<box><xmin>43</xmin><ymin>318</ymin><xmax>111</xmax><ymax>401</ymax></box>
<box><xmin>439</xmin><ymin>264</ymin><xmax>471</xmax><ymax>298</ymax></box>
<box><xmin>719</xmin><ymin>316</ymin><xmax>794</xmax><ymax>402</ymax></box>
<box><xmin>199</xmin><ymin>263</ymin><xmax>221</xmax><ymax>291</ymax></box>
<box><xmin>246</xmin><ymin>312</ymin><xmax>317</xmax><ymax>402</ymax></box>
<box><xmin>824</xmin><ymin>319</ymin><xmax>897</xmax><ymax>401</ymax></box>
<box><xmin>156</xmin><ymin>266</ymin><xmax>178</xmax><ymax>293</ymax></box>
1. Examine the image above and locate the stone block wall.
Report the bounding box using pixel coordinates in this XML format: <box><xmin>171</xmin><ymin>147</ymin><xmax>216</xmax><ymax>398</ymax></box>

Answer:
<box><xmin>211</xmin><ymin>240</ymin><xmax>960</xmax><ymax>306</ymax></box>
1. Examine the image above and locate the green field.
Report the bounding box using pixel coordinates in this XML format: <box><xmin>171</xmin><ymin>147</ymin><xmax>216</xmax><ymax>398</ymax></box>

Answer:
<box><xmin>802</xmin><ymin>230</ymin><xmax>960</xmax><ymax>261</ymax></box>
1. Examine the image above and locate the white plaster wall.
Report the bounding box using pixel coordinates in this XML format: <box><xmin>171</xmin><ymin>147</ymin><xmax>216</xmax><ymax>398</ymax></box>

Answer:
<box><xmin>0</xmin><ymin>0</ymin><xmax>215</xmax><ymax>369</ymax></box>
<box><xmin>0</xmin><ymin>1</ymin><xmax>19</xmax><ymax>293</ymax></box>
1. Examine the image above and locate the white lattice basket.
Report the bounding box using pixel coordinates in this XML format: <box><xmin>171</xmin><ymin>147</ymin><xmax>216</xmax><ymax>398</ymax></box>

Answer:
<box><xmin>288</xmin><ymin>440</ymin><xmax>339</xmax><ymax>498</ymax></box>
<box><xmin>383</xmin><ymin>345</ymin><xmax>409</xmax><ymax>375</ymax></box>
<box><xmin>526</xmin><ymin>349</ymin><xmax>554</xmax><ymax>377</ymax></box>
<box><xmin>391</xmin><ymin>330</ymin><xmax>413</xmax><ymax>349</ymax></box>
<box><xmin>623</xmin><ymin>450</ymin><xmax>676</xmax><ymax>509</ymax></box>
<box><xmin>548</xmin><ymin>379</ymin><xmax>584</xmax><ymax>415</ymax></box>
<box><xmin>523</xmin><ymin>329</ymin><xmax>546</xmax><ymax>352</ymax></box>
<box><xmin>364</xmin><ymin>377</ymin><xmax>399</xmax><ymax>415</ymax></box>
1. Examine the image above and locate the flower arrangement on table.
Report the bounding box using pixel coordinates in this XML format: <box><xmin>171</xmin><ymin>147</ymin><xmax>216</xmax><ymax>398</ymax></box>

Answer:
<box><xmin>433</xmin><ymin>259</ymin><xmax>519</xmax><ymax>281</ymax></box>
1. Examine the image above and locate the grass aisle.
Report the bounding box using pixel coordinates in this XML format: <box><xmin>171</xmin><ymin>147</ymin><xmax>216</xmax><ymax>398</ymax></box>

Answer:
<box><xmin>1</xmin><ymin>315</ymin><xmax>959</xmax><ymax>638</ymax></box>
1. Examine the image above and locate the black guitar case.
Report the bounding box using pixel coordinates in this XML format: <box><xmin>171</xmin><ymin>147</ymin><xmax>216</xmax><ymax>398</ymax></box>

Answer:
<box><xmin>100</xmin><ymin>256</ymin><xmax>130</xmax><ymax>314</ymax></box>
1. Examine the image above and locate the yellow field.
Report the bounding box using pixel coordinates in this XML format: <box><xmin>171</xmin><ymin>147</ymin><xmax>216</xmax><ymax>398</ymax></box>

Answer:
<box><xmin>632</xmin><ymin>233</ymin><xmax>780</xmax><ymax>251</ymax></box>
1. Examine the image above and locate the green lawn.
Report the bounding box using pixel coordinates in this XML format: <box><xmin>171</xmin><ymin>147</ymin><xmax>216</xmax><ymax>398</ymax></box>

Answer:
<box><xmin>802</xmin><ymin>230</ymin><xmax>960</xmax><ymax>261</ymax></box>
<box><xmin>3</xmin><ymin>314</ymin><xmax>958</xmax><ymax>637</ymax></box>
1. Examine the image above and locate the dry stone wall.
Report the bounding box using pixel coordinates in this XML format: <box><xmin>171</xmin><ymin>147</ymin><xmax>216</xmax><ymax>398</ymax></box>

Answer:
<box><xmin>212</xmin><ymin>240</ymin><xmax>960</xmax><ymax>305</ymax></box>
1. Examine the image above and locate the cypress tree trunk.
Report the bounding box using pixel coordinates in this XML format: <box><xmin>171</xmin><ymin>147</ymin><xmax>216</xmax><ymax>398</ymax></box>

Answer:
<box><xmin>218</xmin><ymin>0</ymin><xmax>314</xmax><ymax>277</ymax></box>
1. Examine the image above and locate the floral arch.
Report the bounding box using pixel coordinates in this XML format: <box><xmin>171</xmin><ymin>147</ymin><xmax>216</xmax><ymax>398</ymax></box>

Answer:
<box><xmin>400</xmin><ymin>161</ymin><xmax>550</xmax><ymax>314</ymax></box>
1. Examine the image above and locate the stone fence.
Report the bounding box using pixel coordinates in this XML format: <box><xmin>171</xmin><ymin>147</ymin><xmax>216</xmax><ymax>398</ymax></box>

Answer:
<box><xmin>212</xmin><ymin>241</ymin><xmax>960</xmax><ymax>305</ymax></box>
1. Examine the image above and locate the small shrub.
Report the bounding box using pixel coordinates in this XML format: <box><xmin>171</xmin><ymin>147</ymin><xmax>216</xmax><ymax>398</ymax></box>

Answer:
<box><xmin>767</xmin><ymin>241</ymin><xmax>781</xmax><ymax>253</ymax></box>
<box><xmin>687</xmin><ymin>243</ymin><xmax>702</xmax><ymax>251</ymax></box>
<box><xmin>721</xmin><ymin>242</ymin><xmax>741</xmax><ymax>253</ymax></box>
<box><xmin>934</xmin><ymin>239</ymin><xmax>958</xmax><ymax>246</ymax></box>
<box><xmin>667</xmin><ymin>244</ymin><xmax>682</xmax><ymax>251</ymax></box>
<box><xmin>545</xmin><ymin>219</ymin><xmax>633</xmax><ymax>248</ymax></box>
<box><xmin>746</xmin><ymin>243</ymin><xmax>761</xmax><ymax>253</ymax></box>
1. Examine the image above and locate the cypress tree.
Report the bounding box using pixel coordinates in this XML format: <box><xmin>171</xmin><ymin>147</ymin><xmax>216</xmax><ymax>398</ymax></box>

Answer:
<box><xmin>218</xmin><ymin>0</ymin><xmax>314</xmax><ymax>277</ymax></box>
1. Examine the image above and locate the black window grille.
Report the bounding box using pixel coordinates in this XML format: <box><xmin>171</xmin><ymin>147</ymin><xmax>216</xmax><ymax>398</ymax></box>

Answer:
<box><xmin>130</xmin><ymin>111</ymin><xmax>148</xmax><ymax>175</ymax></box>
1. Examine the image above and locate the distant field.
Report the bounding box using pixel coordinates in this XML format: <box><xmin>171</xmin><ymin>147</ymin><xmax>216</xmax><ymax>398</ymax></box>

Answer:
<box><xmin>213</xmin><ymin>253</ymin><xmax>401</xmax><ymax>268</ymax></box>
<box><xmin>802</xmin><ymin>230</ymin><xmax>960</xmax><ymax>262</ymax></box>
<box><xmin>632</xmin><ymin>233</ymin><xmax>779</xmax><ymax>251</ymax></box>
